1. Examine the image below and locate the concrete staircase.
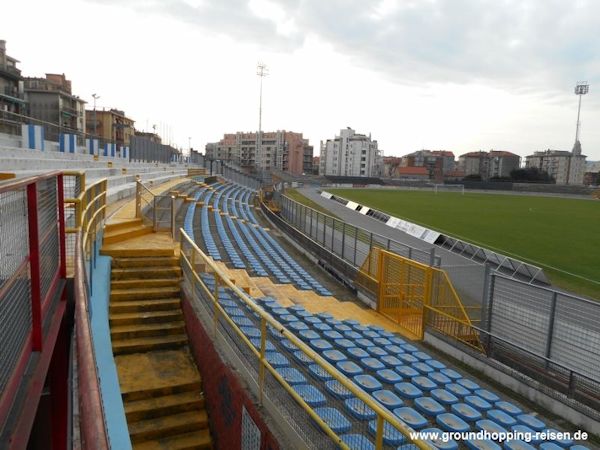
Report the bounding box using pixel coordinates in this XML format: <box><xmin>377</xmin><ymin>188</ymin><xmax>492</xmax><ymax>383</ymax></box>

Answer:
<box><xmin>104</xmin><ymin>219</ymin><xmax>153</xmax><ymax>246</ymax></box>
<box><xmin>109</xmin><ymin>253</ymin><xmax>212</xmax><ymax>449</ymax></box>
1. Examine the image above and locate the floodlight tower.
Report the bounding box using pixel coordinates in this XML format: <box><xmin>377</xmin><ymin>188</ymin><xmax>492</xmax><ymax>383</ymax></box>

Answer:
<box><xmin>573</xmin><ymin>81</ymin><xmax>589</xmax><ymax>155</ymax></box>
<box><xmin>256</xmin><ymin>62</ymin><xmax>269</xmax><ymax>171</ymax></box>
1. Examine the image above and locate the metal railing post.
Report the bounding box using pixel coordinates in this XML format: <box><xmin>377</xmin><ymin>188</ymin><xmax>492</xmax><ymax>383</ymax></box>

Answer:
<box><xmin>153</xmin><ymin>196</ymin><xmax>158</xmax><ymax>231</ymax></box>
<box><xmin>375</xmin><ymin>415</ymin><xmax>384</xmax><ymax>450</ymax></box>
<box><xmin>259</xmin><ymin>317</ymin><xmax>267</xmax><ymax>405</ymax></box>
<box><xmin>171</xmin><ymin>195</ymin><xmax>176</xmax><ymax>238</ymax></box>
<box><xmin>213</xmin><ymin>272</ymin><xmax>220</xmax><ymax>338</ymax></box>
<box><xmin>135</xmin><ymin>179</ymin><xmax>141</xmax><ymax>218</ymax></box>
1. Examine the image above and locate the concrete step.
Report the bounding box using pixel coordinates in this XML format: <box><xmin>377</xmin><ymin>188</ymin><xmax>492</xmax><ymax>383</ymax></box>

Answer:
<box><xmin>111</xmin><ymin>321</ymin><xmax>186</xmax><ymax>341</ymax></box>
<box><xmin>125</xmin><ymin>391</ymin><xmax>205</xmax><ymax>423</ymax></box>
<box><xmin>105</xmin><ymin>218</ymin><xmax>143</xmax><ymax>234</ymax></box>
<box><xmin>109</xmin><ymin>298</ymin><xmax>181</xmax><ymax>314</ymax></box>
<box><xmin>121</xmin><ymin>378</ymin><xmax>202</xmax><ymax>403</ymax></box>
<box><xmin>111</xmin><ymin>278</ymin><xmax>181</xmax><ymax>290</ymax></box>
<box><xmin>110</xmin><ymin>286</ymin><xmax>181</xmax><ymax>301</ymax></box>
<box><xmin>112</xmin><ymin>256</ymin><xmax>180</xmax><ymax>268</ymax></box>
<box><xmin>109</xmin><ymin>310</ymin><xmax>183</xmax><ymax>327</ymax></box>
<box><xmin>101</xmin><ymin>248</ymin><xmax>175</xmax><ymax>258</ymax></box>
<box><xmin>133</xmin><ymin>430</ymin><xmax>211</xmax><ymax>450</ymax></box>
<box><xmin>128</xmin><ymin>410</ymin><xmax>208</xmax><ymax>444</ymax></box>
<box><xmin>112</xmin><ymin>334</ymin><xmax>188</xmax><ymax>355</ymax></box>
<box><xmin>104</xmin><ymin>225</ymin><xmax>153</xmax><ymax>245</ymax></box>
<box><xmin>111</xmin><ymin>266</ymin><xmax>182</xmax><ymax>280</ymax></box>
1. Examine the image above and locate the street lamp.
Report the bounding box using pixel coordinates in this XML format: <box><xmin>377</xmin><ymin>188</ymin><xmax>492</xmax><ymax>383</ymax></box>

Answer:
<box><xmin>92</xmin><ymin>93</ymin><xmax>100</xmax><ymax>137</ymax></box>
<box><xmin>573</xmin><ymin>81</ymin><xmax>589</xmax><ymax>155</ymax></box>
<box><xmin>256</xmin><ymin>62</ymin><xmax>268</xmax><ymax>171</ymax></box>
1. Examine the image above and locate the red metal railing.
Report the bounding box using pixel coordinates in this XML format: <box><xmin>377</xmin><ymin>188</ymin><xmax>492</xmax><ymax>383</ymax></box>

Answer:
<box><xmin>0</xmin><ymin>172</ymin><xmax>68</xmax><ymax>445</ymax></box>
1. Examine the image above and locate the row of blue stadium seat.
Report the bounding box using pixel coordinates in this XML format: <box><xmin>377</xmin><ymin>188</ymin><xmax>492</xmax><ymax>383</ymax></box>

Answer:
<box><xmin>212</xmin><ymin>184</ymin><xmax>245</xmax><ymax>268</ymax></box>
<box><xmin>197</xmin><ymin>272</ymin><xmax>586</xmax><ymax>450</ymax></box>
<box><xmin>200</xmin><ymin>185</ymin><xmax>224</xmax><ymax>260</ymax></box>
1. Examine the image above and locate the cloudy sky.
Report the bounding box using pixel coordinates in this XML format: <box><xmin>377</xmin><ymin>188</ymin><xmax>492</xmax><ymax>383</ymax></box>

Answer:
<box><xmin>4</xmin><ymin>0</ymin><xmax>600</xmax><ymax>160</ymax></box>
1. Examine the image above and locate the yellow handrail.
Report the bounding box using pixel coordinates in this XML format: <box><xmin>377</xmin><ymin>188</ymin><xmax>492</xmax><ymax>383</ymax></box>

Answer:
<box><xmin>180</xmin><ymin>229</ymin><xmax>430</xmax><ymax>450</ymax></box>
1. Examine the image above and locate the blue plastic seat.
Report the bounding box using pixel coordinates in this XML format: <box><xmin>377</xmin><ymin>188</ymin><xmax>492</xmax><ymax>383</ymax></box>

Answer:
<box><xmin>344</xmin><ymin>398</ymin><xmax>376</xmax><ymax>420</ymax></box>
<box><xmin>353</xmin><ymin>374</ymin><xmax>383</xmax><ymax>393</ymax></box>
<box><xmin>394</xmin><ymin>382</ymin><xmax>423</xmax><ymax>399</ymax></box>
<box><xmin>451</xmin><ymin>403</ymin><xmax>483</xmax><ymax>422</ymax></box>
<box><xmin>279</xmin><ymin>314</ymin><xmax>299</xmax><ymax>323</ymax></box>
<box><xmin>265</xmin><ymin>351</ymin><xmax>289</xmax><ymax>368</ymax></box>
<box><xmin>307</xmin><ymin>364</ymin><xmax>334</xmax><ymax>381</ymax></box>
<box><xmin>436</xmin><ymin>412</ymin><xmax>470</xmax><ymax>432</ymax></box>
<box><xmin>431</xmin><ymin>389</ymin><xmax>459</xmax><ymax>406</ymax></box>
<box><xmin>465</xmin><ymin>439</ymin><xmax>502</xmax><ymax>450</ymax></box>
<box><xmin>429</xmin><ymin>372</ymin><xmax>452</xmax><ymax>385</ymax></box>
<box><xmin>340</xmin><ymin>433</ymin><xmax>375</xmax><ymax>450</ymax></box>
<box><xmin>356</xmin><ymin>338</ymin><xmax>375</xmax><ymax>348</ymax></box>
<box><xmin>397</xmin><ymin>353</ymin><xmax>419</xmax><ymax>364</ymax></box>
<box><xmin>288</xmin><ymin>321</ymin><xmax>309</xmax><ymax>332</ymax></box>
<box><xmin>511</xmin><ymin>425</ymin><xmax>542</xmax><ymax>444</ymax></box>
<box><xmin>393</xmin><ymin>407</ymin><xmax>428</xmax><ymax>430</ymax></box>
<box><xmin>388</xmin><ymin>336</ymin><xmax>406</xmax><ymax>345</ymax></box>
<box><xmin>421</xmin><ymin>427</ymin><xmax>459</xmax><ymax>450</ymax></box>
<box><xmin>334</xmin><ymin>323</ymin><xmax>352</xmax><ymax>333</ymax></box>
<box><xmin>249</xmin><ymin>338</ymin><xmax>275</xmax><ymax>351</ymax></box>
<box><xmin>375</xmin><ymin>369</ymin><xmax>403</xmax><ymax>384</ymax></box>
<box><xmin>495</xmin><ymin>401</ymin><xmax>522</xmax><ymax>416</ymax></box>
<box><xmin>372</xmin><ymin>389</ymin><xmax>404</xmax><ymax>409</ymax></box>
<box><xmin>475</xmin><ymin>389</ymin><xmax>500</xmax><ymax>403</ymax></box>
<box><xmin>299</xmin><ymin>330</ymin><xmax>320</xmax><ymax>341</ymax></box>
<box><xmin>311</xmin><ymin>339</ymin><xmax>334</xmax><ymax>352</ymax></box>
<box><xmin>314</xmin><ymin>407</ymin><xmax>352</xmax><ymax>434</ymax></box>
<box><xmin>344</xmin><ymin>319</ymin><xmax>361</xmax><ymax>326</ymax></box>
<box><xmin>325</xmin><ymin>380</ymin><xmax>353</xmax><ymax>400</ymax></box>
<box><xmin>323</xmin><ymin>349</ymin><xmax>347</xmax><ymax>363</ymax></box>
<box><xmin>347</xmin><ymin>347</ymin><xmax>370</xmax><ymax>360</ymax></box>
<box><xmin>323</xmin><ymin>330</ymin><xmax>344</xmax><ymax>340</ymax></box>
<box><xmin>543</xmin><ymin>428</ymin><xmax>574</xmax><ymax>447</ymax></box>
<box><xmin>240</xmin><ymin>326</ymin><xmax>261</xmax><ymax>338</ymax></box>
<box><xmin>292</xmin><ymin>350</ymin><xmax>313</xmax><ymax>364</ymax></box>
<box><xmin>401</xmin><ymin>343</ymin><xmax>419</xmax><ymax>353</ymax></box>
<box><xmin>414</xmin><ymin>397</ymin><xmax>446</xmax><ymax>417</ymax></box>
<box><xmin>373</xmin><ymin>337</ymin><xmax>392</xmax><ymax>346</ymax></box>
<box><xmin>344</xmin><ymin>330</ymin><xmax>363</xmax><ymax>340</ymax></box>
<box><xmin>334</xmin><ymin>339</ymin><xmax>356</xmax><ymax>350</ymax></box>
<box><xmin>446</xmin><ymin>383</ymin><xmax>471</xmax><ymax>398</ymax></box>
<box><xmin>232</xmin><ymin>316</ymin><xmax>253</xmax><ymax>327</ymax></box>
<box><xmin>412</xmin><ymin>376</ymin><xmax>437</xmax><ymax>392</ymax></box>
<box><xmin>539</xmin><ymin>444</ymin><xmax>563</xmax><ymax>450</ymax></box>
<box><xmin>366</xmin><ymin>347</ymin><xmax>389</xmax><ymax>358</ymax></box>
<box><xmin>312</xmin><ymin>323</ymin><xmax>332</xmax><ymax>332</ymax></box>
<box><xmin>304</xmin><ymin>316</ymin><xmax>323</xmax><ymax>325</ymax></box>
<box><xmin>353</xmin><ymin>325</ymin><xmax>370</xmax><ymax>333</ymax></box>
<box><xmin>464</xmin><ymin>395</ymin><xmax>493</xmax><ymax>412</ymax></box>
<box><xmin>441</xmin><ymin>368</ymin><xmax>463</xmax><ymax>381</ymax></box>
<box><xmin>367</xmin><ymin>420</ymin><xmax>406</xmax><ymax>446</ymax></box>
<box><xmin>456</xmin><ymin>378</ymin><xmax>480</xmax><ymax>392</ymax></box>
<box><xmin>380</xmin><ymin>355</ymin><xmax>403</xmax><ymax>368</ymax></box>
<box><xmin>383</xmin><ymin>344</ymin><xmax>405</xmax><ymax>355</ymax></box>
<box><xmin>293</xmin><ymin>384</ymin><xmax>326</xmax><ymax>407</ymax></box>
<box><xmin>279</xmin><ymin>339</ymin><xmax>298</xmax><ymax>352</ymax></box>
<box><xmin>276</xmin><ymin>367</ymin><xmax>306</xmax><ymax>385</ymax></box>
<box><xmin>363</xmin><ymin>330</ymin><xmax>380</xmax><ymax>339</ymax></box>
<box><xmin>476</xmin><ymin>419</ymin><xmax>508</xmax><ymax>435</ymax></box>
<box><xmin>336</xmin><ymin>360</ymin><xmax>363</xmax><ymax>377</ymax></box>
<box><xmin>413</xmin><ymin>362</ymin><xmax>435</xmax><ymax>375</ymax></box>
<box><xmin>487</xmin><ymin>409</ymin><xmax>517</xmax><ymax>427</ymax></box>
<box><xmin>396</xmin><ymin>365</ymin><xmax>420</xmax><ymax>378</ymax></box>
<box><xmin>504</xmin><ymin>440</ymin><xmax>537</xmax><ymax>450</ymax></box>
<box><xmin>516</xmin><ymin>414</ymin><xmax>546</xmax><ymax>431</ymax></box>
<box><xmin>425</xmin><ymin>359</ymin><xmax>447</xmax><ymax>370</ymax></box>
<box><xmin>360</xmin><ymin>358</ymin><xmax>386</xmax><ymax>371</ymax></box>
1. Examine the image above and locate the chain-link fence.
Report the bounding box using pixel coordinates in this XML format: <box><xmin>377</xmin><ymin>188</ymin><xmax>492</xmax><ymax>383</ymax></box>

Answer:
<box><xmin>471</xmin><ymin>273</ymin><xmax>600</xmax><ymax>414</ymax></box>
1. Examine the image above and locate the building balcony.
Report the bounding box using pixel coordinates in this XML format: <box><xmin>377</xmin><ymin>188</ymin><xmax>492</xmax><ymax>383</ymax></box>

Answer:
<box><xmin>0</xmin><ymin>65</ymin><xmax>22</xmax><ymax>80</ymax></box>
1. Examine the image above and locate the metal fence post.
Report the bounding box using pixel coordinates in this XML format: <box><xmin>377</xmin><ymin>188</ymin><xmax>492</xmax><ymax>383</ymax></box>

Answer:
<box><xmin>429</xmin><ymin>247</ymin><xmax>436</xmax><ymax>267</ymax></box>
<box><xmin>27</xmin><ymin>183</ymin><xmax>43</xmax><ymax>351</ymax></box>
<box><xmin>353</xmin><ymin>227</ymin><xmax>358</xmax><ymax>266</ymax></box>
<box><xmin>153</xmin><ymin>196</ymin><xmax>158</xmax><ymax>231</ymax></box>
<box><xmin>331</xmin><ymin>218</ymin><xmax>336</xmax><ymax>252</ymax></box>
<box><xmin>545</xmin><ymin>292</ymin><xmax>558</xmax><ymax>367</ymax></box>
<box><xmin>485</xmin><ymin>273</ymin><xmax>496</xmax><ymax>352</ymax></box>
<box><xmin>135</xmin><ymin>180</ymin><xmax>141</xmax><ymax>218</ymax></box>
<box><xmin>341</xmin><ymin>222</ymin><xmax>346</xmax><ymax>261</ymax></box>
<box><xmin>259</xmin><ymin>317</ymin><xmax>267</xmax><ymax>405</ymax></box>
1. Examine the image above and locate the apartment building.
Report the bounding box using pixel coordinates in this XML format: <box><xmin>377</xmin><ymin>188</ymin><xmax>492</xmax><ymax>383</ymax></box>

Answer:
<box><xmin>205</xmin><ymin>130</ymin><xmax>313</xmax><ymax>175</ymax></box>
<box><xmin>525</xmin><ymin>149</ymin><xmax>586</xmax><ymax>185</ymax></box>
<box><xmin>319</xmin><ymin>128</ymin><xmax>383</xmax><ymax>177</ymax></box>
<box><xmin>0</xmin><ymin>40</ymin><xmax>25</xmax><ymax>115</ymax></box>
<box><xmin>458</xmin><ymin>150</ymin><xmax>520</xmax><ymax>180</ymax></box>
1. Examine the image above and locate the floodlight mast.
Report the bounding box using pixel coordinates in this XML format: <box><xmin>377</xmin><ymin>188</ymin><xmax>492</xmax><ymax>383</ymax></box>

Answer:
<box><xmin>257</xmin><ymin>62</ymin><xmax>269</xmax><ymax>171</ymax></box>
<box><xmin>574</xmin><ymin>81</ymin><xmax>589</xmax><ymax>145</ymax></box>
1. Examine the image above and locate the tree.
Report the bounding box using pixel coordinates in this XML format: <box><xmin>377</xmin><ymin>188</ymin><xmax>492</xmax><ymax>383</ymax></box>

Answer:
<box><xmin>510</xmin><ymin>167</ymin><xmax>555</xmax><ymax>183</ymax></box>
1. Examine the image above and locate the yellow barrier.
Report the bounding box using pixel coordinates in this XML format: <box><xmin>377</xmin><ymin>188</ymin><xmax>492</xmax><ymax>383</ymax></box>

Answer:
<box><xmin>180</xmin><ymin>230</ymin><xmax>428</xmax><ymax>450</ymax></box>
<box><xmin>358</xmin><ymin>247</ymin><xmax>484</xmax><ymax>352</ymax></box>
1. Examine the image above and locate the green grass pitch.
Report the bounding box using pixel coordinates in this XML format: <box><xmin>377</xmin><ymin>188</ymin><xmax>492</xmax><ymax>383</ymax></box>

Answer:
<box><xmin>329</xmin><ymin>188</ymin><xmax>600</xmax><ymax>300</ymax></box>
